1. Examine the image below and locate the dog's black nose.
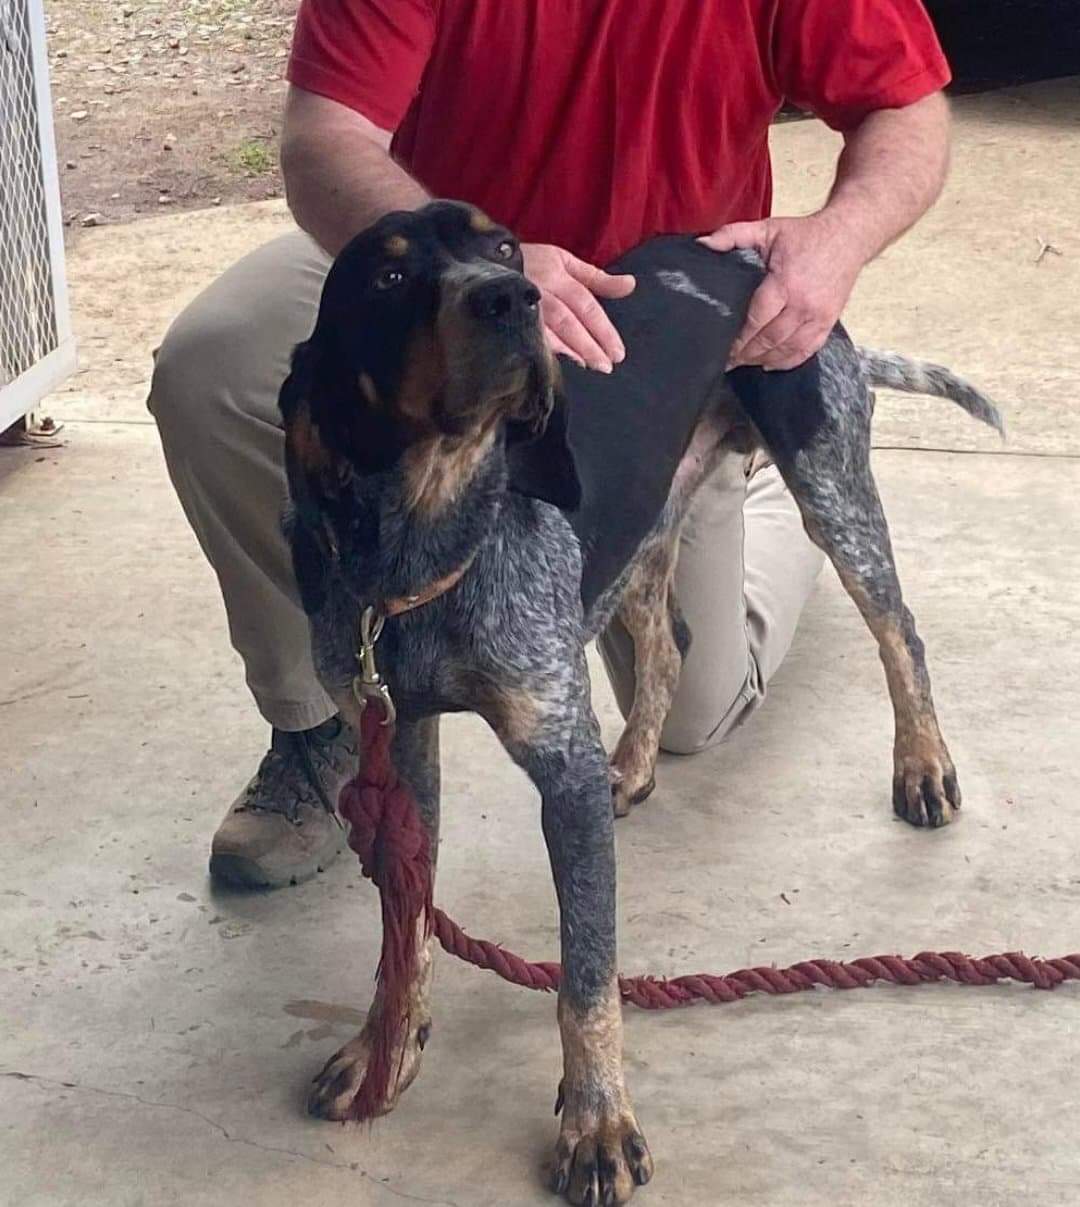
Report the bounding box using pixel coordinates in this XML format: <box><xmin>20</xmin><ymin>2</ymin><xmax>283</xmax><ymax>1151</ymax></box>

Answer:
<box><xmin>468</xmin><ymin>276</ymin><xmax>541</xmax><ymax>323</ymax></box>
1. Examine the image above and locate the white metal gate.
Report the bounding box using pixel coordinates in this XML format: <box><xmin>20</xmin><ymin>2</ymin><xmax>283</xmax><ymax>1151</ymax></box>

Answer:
<box><xmin>0</xmin><ymin>0</ymin><xmax>75</xmax><ymax>430</ymax></box>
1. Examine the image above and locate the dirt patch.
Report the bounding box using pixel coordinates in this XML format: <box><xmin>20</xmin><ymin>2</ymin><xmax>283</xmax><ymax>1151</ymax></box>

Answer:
<box><xmin>47</xmin><ymin>0</ymin><xmax>296</xmax><ymax>246</ymax></box>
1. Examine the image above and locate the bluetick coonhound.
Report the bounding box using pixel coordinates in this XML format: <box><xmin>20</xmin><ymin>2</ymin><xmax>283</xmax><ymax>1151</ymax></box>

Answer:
<box><xmin>278</xmin><ymin>201</ymin><xmax>1002</xmax><ymax>1204</ymax></box>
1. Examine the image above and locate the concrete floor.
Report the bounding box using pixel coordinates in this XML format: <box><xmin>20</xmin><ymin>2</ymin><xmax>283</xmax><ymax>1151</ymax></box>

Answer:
<box><xmin>3</xmin><ymin>80</ymin><xmax>1080</xmax><ymax>1206</ymax></box>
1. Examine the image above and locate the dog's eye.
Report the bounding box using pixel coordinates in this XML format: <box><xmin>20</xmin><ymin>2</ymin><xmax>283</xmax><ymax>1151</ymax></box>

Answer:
<box><xmin>494</xmin><ymin>239</ymin><xmax>516</xmax><ymax>260</ymax></box>
<box><xmin>375</xmin><ymin>267</ymin><xmax>405</xmax><ymax>291</ymax></box>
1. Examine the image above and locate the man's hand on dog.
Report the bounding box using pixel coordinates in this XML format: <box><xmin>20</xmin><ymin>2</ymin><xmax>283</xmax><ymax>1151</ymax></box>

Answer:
<box><xmin>525</xmin><ymin>214</ymin><xmax>865</xmax><ymax>377</ymax></box>
<box><xmin>700</xmin><ymin>212</ymin><xmax>866</xmax><ymax>372</ymax></box>
<box><xmin>522</xmin><ymin>243</ymin><xmax>635</xmax><ymax>373</ymax></box>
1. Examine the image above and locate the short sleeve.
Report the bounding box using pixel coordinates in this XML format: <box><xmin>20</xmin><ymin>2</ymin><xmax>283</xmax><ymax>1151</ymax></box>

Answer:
<box><xmin>772</xmin><ymin>0</ymin><xmax>952</xmax><ymax>132</ymax></box>
<box><xmin>287</xmin><ymin>0</ymin><xmax>436</xmax><ymax>132</ymax></box>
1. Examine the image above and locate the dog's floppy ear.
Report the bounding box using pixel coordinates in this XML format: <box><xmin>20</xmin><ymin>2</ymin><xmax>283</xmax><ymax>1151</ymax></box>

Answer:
<box><xmin>280</xmin><ymin>340</ymin><xmax>338</xmax><ymax>514</ymax></box>
<box><xmin>278</xmin><ymin>338</ymin><xmax>314</xmax><ymax>426</ymax></box>
<box><xmin>282</xmin><ymin>507</ymin><xmax>331</xmax><ymax>616</ymax></box>
<box><xmin>505</xmin><ymin>390</ymin><xmax>582</xmax><ymax>511</ymax></box>
<box><xmin>279</xmin><ymin>340</ymin><xmax>340</xmax><ymax>615</ymax></box>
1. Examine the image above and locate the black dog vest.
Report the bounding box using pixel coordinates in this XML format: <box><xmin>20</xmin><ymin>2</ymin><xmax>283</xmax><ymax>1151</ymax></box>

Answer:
<box><xmin>549</xmin><ymin>238</ymin><xmax>764</xmax><ymax>612</ymax></box>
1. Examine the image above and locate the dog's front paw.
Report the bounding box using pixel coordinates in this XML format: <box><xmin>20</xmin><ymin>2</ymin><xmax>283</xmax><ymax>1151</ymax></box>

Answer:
<box><xmin>551</xmin><ymin>1087</ymin><xmax>652</xmax><ymax>1205</ymax></box>
<box><xmin>307</xmin><ymin>1018</ymin><xmax>430</xmax><ymax>1121</ymax></box>
<box><xmin>892</xmin><ymin>733</ymin><xmax>961</xmax><ymax>828</ymax></box>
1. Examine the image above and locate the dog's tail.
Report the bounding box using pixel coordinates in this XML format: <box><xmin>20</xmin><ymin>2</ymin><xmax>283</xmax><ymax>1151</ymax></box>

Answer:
<box><xmin>857</xmin><ymin>348</ymin><xmax>1006</xmax><ymax>437</ymax></box>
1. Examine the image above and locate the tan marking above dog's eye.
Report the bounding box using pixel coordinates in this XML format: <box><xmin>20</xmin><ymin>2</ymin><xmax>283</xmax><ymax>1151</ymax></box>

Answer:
<box><xmin>384</xmin><ymin>234</ymin><xmax>409</xmax><ymax>256</ymax></box>
<box><xmin>495</xmin><ymin>239</ymin><xmax>516</xmax><ymax>260</ymax></box>
<box><xmin>469</xmin><ymin>209</ymin><xmax>495</xmax><ymax>233</ymax></box>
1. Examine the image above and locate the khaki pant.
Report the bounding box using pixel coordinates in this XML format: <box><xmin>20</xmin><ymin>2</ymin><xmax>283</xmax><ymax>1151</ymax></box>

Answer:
<box><xmin>148</xmin><ymin>230</ymin><xmax>824</xmax><ymax>754</ymax></box>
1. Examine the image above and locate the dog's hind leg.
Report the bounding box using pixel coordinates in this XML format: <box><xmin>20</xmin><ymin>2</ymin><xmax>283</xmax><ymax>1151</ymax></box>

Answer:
<box><xmin>308</xmin><ymin>709</ymin><xmax>441</xmax><ymax>1119</ymax></box>
<box><xmin>731</xmin><ymin>339</ymin><xmax>960</xmax><ymax>827</ymax></box>
<box><xmin>818</xmin><ymin>519</ymin><xmax>959</xmax><ymax>828</ymax></box>
<box><xmin>605</xmin><ymin>414</ymin><xmax>731</xmax><ymax>818</ymax></box>
<box><xmin>608</xmin><ymin>531</ymin><xmax>685</xmax><ymax>817</ymax></box>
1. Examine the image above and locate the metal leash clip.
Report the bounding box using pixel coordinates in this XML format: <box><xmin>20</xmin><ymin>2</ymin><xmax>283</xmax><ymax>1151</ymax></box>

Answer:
<box><xmin>352</xmin><ymin>605</ymin><xmax>396</xmax><ymax>727</ymax></box>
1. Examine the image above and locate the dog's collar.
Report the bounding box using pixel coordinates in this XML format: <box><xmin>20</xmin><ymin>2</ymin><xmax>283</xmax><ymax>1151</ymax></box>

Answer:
<box><xmin>353</xmin><ymin>557</ymin><xmax>475</xmax><ymax>727</ymax></box>
<box><xmin>380</xmin><ymin>555</ymin><xmax>475</xmax><ymax>619</ymax></box>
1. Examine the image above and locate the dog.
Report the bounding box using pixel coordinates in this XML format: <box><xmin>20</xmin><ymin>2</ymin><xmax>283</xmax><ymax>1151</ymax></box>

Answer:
<box><xmin>278</xmin><ymin>200</ymin><xmax>1002</xmax><ymax>1205</ymax></box>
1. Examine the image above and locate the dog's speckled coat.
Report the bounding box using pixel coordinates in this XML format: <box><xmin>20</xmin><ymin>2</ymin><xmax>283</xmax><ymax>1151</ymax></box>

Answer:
<box><xmin>279</xmin><ymin>201</ymin><xmax>1002</xmax><ymax>1205</ymax></box>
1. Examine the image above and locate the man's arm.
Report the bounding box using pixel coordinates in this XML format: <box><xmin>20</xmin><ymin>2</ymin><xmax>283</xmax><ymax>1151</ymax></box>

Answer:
<box><xmin>280</xmin><ymin>84</ymin><xmax>633</xmax><ymax>370</ymax></box>
<box><xmin>823</xmin><ymin>90</ymin><xmax>951</xmax><ymax>265</ymax></box>
<box><xmin>281</xmin><ymin>86</ymin><xmax>429</xmax><ymax>257</ymax></box>
<box><xmin>700</xmin><ymin>91</ymin><xmax>951</xmax><ymax>371</ymax></box>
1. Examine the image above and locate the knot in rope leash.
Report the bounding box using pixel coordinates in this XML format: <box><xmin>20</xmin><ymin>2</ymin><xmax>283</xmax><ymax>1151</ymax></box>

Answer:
<box><xmin>336</xmin><ymin>706</ymin><xmax>433</xmax><ymax>1122</ymax></box>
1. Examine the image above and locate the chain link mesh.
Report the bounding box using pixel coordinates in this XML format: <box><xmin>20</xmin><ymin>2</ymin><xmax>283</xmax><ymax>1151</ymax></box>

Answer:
<box><xmin>0</xmin><ymin>0</ymin><xmax>59</xmax><ymax>392</ymax></box>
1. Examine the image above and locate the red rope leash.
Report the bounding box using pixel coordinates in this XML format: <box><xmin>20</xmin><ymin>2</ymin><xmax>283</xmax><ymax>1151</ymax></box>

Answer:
<box><xmin>336</xmin><ymin>707</ymin><xmax>434</xmax><ymax>1122</ymax></box>
<box><xmin>340</xmin><ymin>709</ymin><xmax>1080</xmax><ymax>1118</ymax></box>
<box><xmin>431</xmin><ymin>906</ymin><xmax>1080</xmax><ymax>1005</ymax></box>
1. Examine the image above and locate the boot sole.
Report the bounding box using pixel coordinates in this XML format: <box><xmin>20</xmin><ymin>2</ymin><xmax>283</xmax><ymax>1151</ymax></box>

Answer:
<box><xmin>209</xmin><ymin>830</ymin><xmax>348</xmax><ymax>890</ymax></box>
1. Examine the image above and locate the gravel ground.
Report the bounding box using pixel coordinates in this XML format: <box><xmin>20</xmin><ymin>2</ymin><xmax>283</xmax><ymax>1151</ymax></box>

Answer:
<box><xmin>46</xmin><ymin>0</ymin><xmax>295</xmax><ymax>245</ymax></box>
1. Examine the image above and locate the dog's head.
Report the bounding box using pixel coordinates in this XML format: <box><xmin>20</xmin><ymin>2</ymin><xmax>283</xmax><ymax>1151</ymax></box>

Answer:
<box><xmin>280</xmin><ymin>201</ymin><xmax>580</xmax><ymax>513</ymax></box>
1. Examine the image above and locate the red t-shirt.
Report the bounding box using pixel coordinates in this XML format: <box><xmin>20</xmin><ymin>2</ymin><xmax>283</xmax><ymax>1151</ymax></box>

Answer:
<box><xmin>288</xmin><ymin>0</ymin><xmax>950</xmax><ymax>266</ymax></box>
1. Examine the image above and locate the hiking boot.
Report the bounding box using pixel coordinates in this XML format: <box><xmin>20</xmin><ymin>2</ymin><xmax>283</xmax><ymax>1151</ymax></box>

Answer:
<box><xmin>209</xmin><ymin>716</ymin><xmax>356</xmax><ymax>889</ymax></box>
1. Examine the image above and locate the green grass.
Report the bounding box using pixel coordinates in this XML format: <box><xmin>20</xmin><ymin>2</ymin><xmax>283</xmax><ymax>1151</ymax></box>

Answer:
<box><xmin>231</xmin><ymin>138</ymin><xmax>274</xmax><ymax>176</ymax></box>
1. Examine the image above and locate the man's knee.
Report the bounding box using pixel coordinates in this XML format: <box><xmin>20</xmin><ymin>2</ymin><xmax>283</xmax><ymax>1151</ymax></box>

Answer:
<box><xmin>148</xmin><ymin>231</ymin><xmax>328</xmax><ymax>442</ymax></box>
<box><xmin>148</xmin><ymin>299</ymin><xmax>239</xmax><ymax>439</ymax></box>
<box><xmin>659</xmin><ymin>660</ymin><xmax>763</xmax><ymax>755</ymax></box>
<box><xmin>660</xmin><ymin>717</ymin><xmax>716</xmax><ymax>756</ymax></box>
